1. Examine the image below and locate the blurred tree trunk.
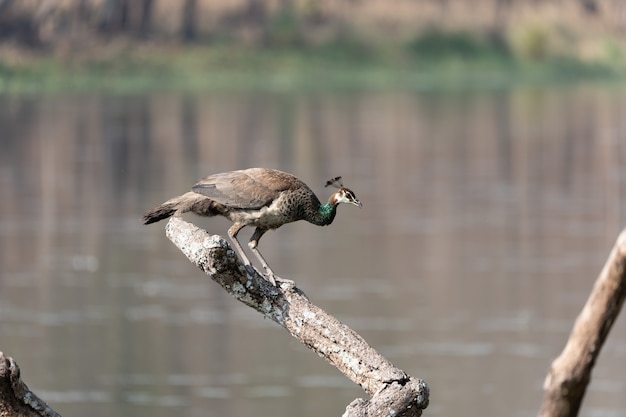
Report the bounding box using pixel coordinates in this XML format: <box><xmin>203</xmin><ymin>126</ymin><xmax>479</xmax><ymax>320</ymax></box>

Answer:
<box><xmin>246</xmin><ymin>0</ymin><xmax>266</xmax><ymax>24</ymax></box>
<box><xmin>489</xmin><ymin>0</ymin><xmax>512</xmax><ymax>51</ymax></box>
<box><xmin>134</xmin><ymin>0</ymin><xmax>153</xmax><ymax>38</ymax></box>
<box><xmin>182</xmin><ymin>0</ymin><xmax>197</xmax><ymax>41</ymax></box>
<box><xmin>98</xmin><ymin>0</ymin><xmax>121</xmax><ymax>33</ymax></box>
<box><xmin>0</xmin><ymin>0</ymin><xmax>40</xmax><ymax>45</ymax></box>
<box><xmin>0</xmin><ymin>0</ymin><xmax>12</xmax><ymax>14</ymax></box>
<box><xmin>579</xmin><ymin>0</ymin><xmax>598</xmax><ymax>14</ymax></box>
<box><xmin>98</xmin><ymin>0</ymin><xmax>152</xmax><ymax>37</ymax></box>
<box><xmin>494</xmin><ymin>0</ymin><xmax>512</xmax><ymax>30</ymax></box>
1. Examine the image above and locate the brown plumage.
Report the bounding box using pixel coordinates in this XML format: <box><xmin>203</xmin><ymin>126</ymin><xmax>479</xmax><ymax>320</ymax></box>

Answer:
<box><xmin>142</xmin><ymin>168</ymin><xmax>362</xmax><ymax>284</ymax></box>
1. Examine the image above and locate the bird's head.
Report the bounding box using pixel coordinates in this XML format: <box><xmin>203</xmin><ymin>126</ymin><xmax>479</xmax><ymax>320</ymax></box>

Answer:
<box><xmin>325</xmin><ymin>176</ymin><xmax>362</xmax><ymax>208</ymax></box>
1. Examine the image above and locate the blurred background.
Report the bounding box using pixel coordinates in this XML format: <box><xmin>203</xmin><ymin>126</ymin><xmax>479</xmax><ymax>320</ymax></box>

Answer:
<box><xmin>1</xmin><ymin>2</ymin><xmax>626</xmax><ymax>417</ymax></box>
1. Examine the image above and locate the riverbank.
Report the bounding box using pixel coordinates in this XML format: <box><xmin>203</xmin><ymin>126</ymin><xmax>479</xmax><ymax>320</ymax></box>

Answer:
<box><xmin>0</xmin><ymin>37</ymin><xmax>623</xmax><ymax>94</ymax></box>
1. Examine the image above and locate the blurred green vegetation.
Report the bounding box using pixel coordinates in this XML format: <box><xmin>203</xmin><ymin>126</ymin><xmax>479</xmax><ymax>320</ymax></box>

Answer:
<box><xmin>0</xmin><ymin>29</ymin><xmax>623</xmax><ymax>94</ymax></box>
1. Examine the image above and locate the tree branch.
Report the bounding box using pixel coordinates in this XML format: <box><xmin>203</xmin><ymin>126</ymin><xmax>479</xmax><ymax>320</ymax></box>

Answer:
<box><xmin>165</xmin><ymin>216</ymin><xmax>429</xmax><ymax>417</ymax></box>
<box><xmin>0</xmin><ymin>352</ymin><xmax>61</xmax><ymax>417</ymax></box>
<box><xmin>5</xmin><ymin>217</ymin><xmax>623</xmax><ymax>417</ymax></box>
<box><xmin>538</xmin><ymin>228</ymin><xmax>626</xmax><ymax>417</ymax></box>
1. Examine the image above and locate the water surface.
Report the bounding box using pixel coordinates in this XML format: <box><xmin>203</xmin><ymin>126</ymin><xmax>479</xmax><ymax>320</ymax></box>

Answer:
<box><xmin>1</xmin><ymin>86</ymin><xmax>625</xmax><ymax>417</ymax></box>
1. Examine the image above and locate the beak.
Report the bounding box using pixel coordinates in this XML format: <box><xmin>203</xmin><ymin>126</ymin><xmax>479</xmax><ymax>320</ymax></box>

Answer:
<box><xmin>354</xmin><ymin>199</ymin><xmax>363</xmax><ymax>208</ymax></box>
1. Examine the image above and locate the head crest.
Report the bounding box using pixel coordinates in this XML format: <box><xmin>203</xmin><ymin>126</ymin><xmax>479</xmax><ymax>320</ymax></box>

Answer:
<box><xmin>325</xmin><ymin>176</ymin><xmax>343</xmax><ymax>189</ymax></box>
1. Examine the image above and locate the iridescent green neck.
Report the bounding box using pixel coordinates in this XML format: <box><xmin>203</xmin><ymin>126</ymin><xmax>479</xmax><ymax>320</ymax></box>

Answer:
<box><xmin>311</xmin><ymin>202</ymin><xmax>337</xmax><ymax>226</ymax></box>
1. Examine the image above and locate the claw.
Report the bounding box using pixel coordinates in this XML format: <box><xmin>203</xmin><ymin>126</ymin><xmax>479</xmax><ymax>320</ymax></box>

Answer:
<box><xmin>265</xmin><ymin>273</ymin><xmax>277</xmax><ymax>286</ymax></box>
<box><xmin>274</xmin><ymin>276</ymin><xmax>295</xmax><ymax>287</ymax></box>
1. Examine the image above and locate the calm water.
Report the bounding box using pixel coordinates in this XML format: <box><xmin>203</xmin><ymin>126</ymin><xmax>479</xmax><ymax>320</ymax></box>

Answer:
<box><xmin>1</xmin><ymin>86</ymin><xmax>626</xmax><ymax>417</ymax></box>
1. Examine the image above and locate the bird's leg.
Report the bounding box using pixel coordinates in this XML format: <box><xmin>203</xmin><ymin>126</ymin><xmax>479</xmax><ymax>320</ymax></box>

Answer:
<box><xmin>249</xmin><ymin>228</ymin><xmax>295</xmax><ymax>286</ymax></box>
<box><xmin>248</xmin><ymin>228</ymin><xmax>278</xmax><ymax>285</ymax></box>
<box><xmin>227</xmin><ymin>223</ymin><xmax>254</xmax><ymax>269</ymax></box>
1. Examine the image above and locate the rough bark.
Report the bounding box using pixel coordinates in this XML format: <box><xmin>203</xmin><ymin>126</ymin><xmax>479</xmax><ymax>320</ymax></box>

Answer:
<box><xmin>165</xmin><ymin>216</ymin><xmax>429</xmax><ymax>417</ymax></box>
<box><xmin>538</xmin><ymin>228</ymin><xmax>626</xmax><ymax>417</ymax></box>
<box><xmin>0</xmin><ymin>352</ymin><xmax>60</xmax><ymax>417</ymax></box>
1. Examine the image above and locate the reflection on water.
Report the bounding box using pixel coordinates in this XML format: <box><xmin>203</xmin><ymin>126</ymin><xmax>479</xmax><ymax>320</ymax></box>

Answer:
<box><xmin>1</xmin><ymin>86</ymin><xmax>625</xmax><ymax>417</ymax></box>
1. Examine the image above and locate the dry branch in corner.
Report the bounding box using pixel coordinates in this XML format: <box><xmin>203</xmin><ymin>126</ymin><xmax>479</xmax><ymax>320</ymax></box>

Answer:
<box><xmin>165</xmin><ymin>216</ymin><xmax>429</xmax><ymax>417</ymax></box>
<box><xmin>538</xmin><ymin>228</ymin><xmax>626</xmax><ymax>417</ymax></box>
<box><xmin>0</xmin><ymin>352</ymin><xmax>60</xmax><ymax>417</ymax></box>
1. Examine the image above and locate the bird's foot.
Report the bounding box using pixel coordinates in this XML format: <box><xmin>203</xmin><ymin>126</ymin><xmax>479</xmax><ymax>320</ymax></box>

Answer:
<box><xmin>273</xmin><ymin>276</ymin><xmax>295</xmax><ymax>288</ymax></box>
<box><xmin>242</xmin><ymin>263</ymin><xmax>294</xmax><ymax>288</ymax></box>
<box><xmin>263</xmin><ymin>273</ymin><xmax>277</xmax><ymax>286</ymax></box>
<box><xmin>263</xmin><ymin>269</ymin><xmax>295</xmax><ymax>288</ymax></box>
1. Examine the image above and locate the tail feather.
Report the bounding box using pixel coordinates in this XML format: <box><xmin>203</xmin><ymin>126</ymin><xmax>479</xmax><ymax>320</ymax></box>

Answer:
<box><xmin>142</xmin><ymin>202</ymin><xmax>179</xmax><ymax>224</ymax></box>
<box><xmin>142</xmin><ymin>192</ymin><xmax>205</xmax><ymax>225</ymax></box>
